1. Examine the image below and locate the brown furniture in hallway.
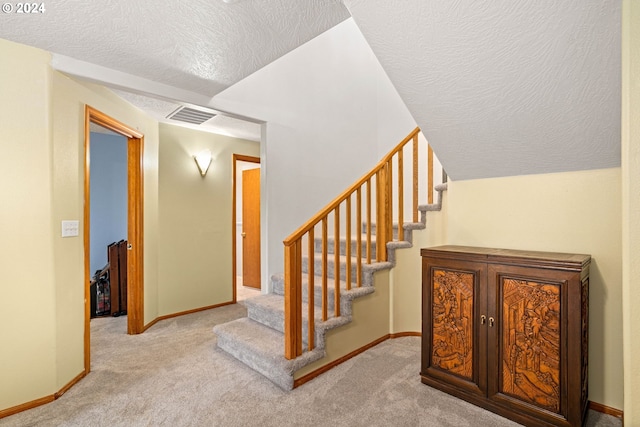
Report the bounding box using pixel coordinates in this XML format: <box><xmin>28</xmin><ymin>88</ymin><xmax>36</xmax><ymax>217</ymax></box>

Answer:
<box><xmin>108</xmin><ymin>240</ymin><xmax>128</xmax><ymax>317</ymax></box>
<box><xmin>421</xmin><ymin>246</ymin><xmax>590</xmax><ymax>427</ymax></box>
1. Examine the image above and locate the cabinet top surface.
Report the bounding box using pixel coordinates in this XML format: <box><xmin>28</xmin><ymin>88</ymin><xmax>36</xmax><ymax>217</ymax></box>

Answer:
<box><xmin>421</xmin><ymin>245</ymin><xmax>591</xmax><ymax>269</ymax></box>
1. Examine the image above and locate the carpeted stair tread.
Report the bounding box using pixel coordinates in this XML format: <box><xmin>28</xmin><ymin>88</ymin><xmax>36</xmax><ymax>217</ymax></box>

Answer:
<box><xmin>306</xmin><ymin>252</ymin><xmax>391</xmax><ymax>266</ymax></box>
<box><xmin>211</xmin><ymin>180</ymin><xmax>449</xmax><ymax>390</ymax></box>
<box><xmin>303</xmin><ymin>252</ymin><xmax>393</xmax><ymax>285</ymax></box>
<box><xmin>243</xmin><ymin>293</ymin><xmax>334</xmax><ymax>340</ymax></box>
<box><xmin>315</xmin><ymin>231</ymin><xmax>421</xmax><ymax>258</ymax></box>
<box><xmin>365</xmin><ymin>221</ymin><xmax>426</xmax><ymax>239</ymax></box>
<box><xmin>271</xmin><ymin>271</ymin><xmax>368</xmax><ymax>301</ymax></box>
<box><xmin>243</xmin><ymin>290</ymin><xmax>373</xmax><ymax>341</ymax></box>
<box><xmin>419</xmin><ymin>203</ymin><xmax>444</xmax><ymax>212</ymax></box>
<box><xmin>314</xmin><ymin>234</ymin><xmax>378</xmax><ymax>258</ymax></box>
<box><xmin>214</xmin><ymin>317</ymin><xmax>284</xmax><ymax>356</ymax></box>
<box><xmin>245</xmin><ymin>293</ymin><xmax>333</xmax><ymax>318</ymax></box>
<box><xmin>213</xmin><ymin>317</ymin><xmax>324</xmax><ymax>390</ymax></box>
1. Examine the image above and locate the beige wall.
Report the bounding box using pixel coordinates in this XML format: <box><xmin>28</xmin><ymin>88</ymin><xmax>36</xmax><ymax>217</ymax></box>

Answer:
<box><xmin>0</xmin><ymin>39</ymin><xmax>57</xmax><ymax>411</ymax></box>
<box><xmin>158</xmin><ymin>123</ymin><xmax>259</xmax><ymax>316</ymax></box>
<box><xmin>294</xmin><ymin>270</ymin><xmax>392</xmax><ymax>380</ymax></box>
<box><xmin>390</xmin><ymin>192</ymin><xmax>448</xmax><ymax>334</ymax></box>
<box><xmin>0</xmin><ymin>38</ymin><xmax>261</xmax><ymax>413</ymax></box>
<box><xmin>622</xmin><ymin>0</ymin><xmax>640</xmax><ymax>422</ymax></box>
<box><xmin>446</xmin><ymin>168</ymin><xmax>623</xmax><ymax>410</ymax></box>
<box><xmin>51</xmin><ymin>72</ymin><xmax>160</xmax><ymax>382</ymax></box>
<box><xmin>0</xmin><ymin>38</ymin><xmax>161</xmax><ymax>412</ymax></box>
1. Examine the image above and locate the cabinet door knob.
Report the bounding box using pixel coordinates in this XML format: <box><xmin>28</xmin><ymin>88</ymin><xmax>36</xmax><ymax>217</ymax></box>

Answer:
<box><xmin>489</xmin><ymin>317</ymin><xmax>495</xmax><ymax>327</ymax></box>
<box><xmin>481</xmin><ymin>315</ymin><xmax>486</xmax><ymax>325</ymax></box>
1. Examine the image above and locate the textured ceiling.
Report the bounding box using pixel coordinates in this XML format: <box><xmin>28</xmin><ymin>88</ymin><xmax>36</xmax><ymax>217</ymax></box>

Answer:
<box><xmin>344</xmin><ymin>0</ymin><xmax>621</xmax><ymax>180</ymax></box>
<box><xmin>0</xmin><ymin>1</ymin><xmax>622</xmax><ymax>178</ymax></box>
<box><xmin>0</xmin><ymin>0</ymin><xmax>350</xmax><ymax>140</ymax></box>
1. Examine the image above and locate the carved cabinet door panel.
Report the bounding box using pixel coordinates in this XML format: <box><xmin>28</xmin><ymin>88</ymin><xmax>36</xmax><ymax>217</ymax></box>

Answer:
<box><xmin>487</xmin><ymin>264</ymin><xmax>574</xmax><ymax>425</ymax></box>
<box><xmin>422</xmin><ymin>257</ymin><xmax>488</xmax><ymax>397</ymax></box>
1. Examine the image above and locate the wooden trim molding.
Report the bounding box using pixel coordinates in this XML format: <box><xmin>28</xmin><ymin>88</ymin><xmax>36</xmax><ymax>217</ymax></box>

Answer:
<box><xmin>1</xmin><ymin>301</ymin><xmax>237</xmax><ymax>419</ymax></box>
<box><xmin>54</xmin><ymin>372</ymin><xmax>87</xmax><ymax>399</ymax></box>
<box><xmin>143</xmin><ymin>301</ymin><xmax>236</xmax><ymax>332</ymax></box>
<box><xmin>0</xmin><ymin>396</ymin><xmax>54</xmax><ymax>420</ymax></box>
<box><xmin>0</xmin><ymin>394</ymin><xmax>56</xmax><ymax>419</ymax></box>
<box><xmin>126</xmin><ymin>134</ymin><xmax>144</xmax><ymax>335</ymax></box>
<box><xmin>589</xmin><ymin>401</ymin><xmax>624</xmax><ymax>420</ymax></box>
<box><xmin>83</xmin><ymin>105</ymin><xmax>92</xmax><ymax>373</ymax></box>
<box><xmin>293</xmin><ymin>334</ymin><xmax>391</xmax><ymax>388</ymax></box>
<box><xmin>389</xmin><ymin>331</ymin><xmax>421</xmax><ymax>338</ymax></box>
<box><xmin>87</xmin><ymin>106</ymin><xmax>144</xmax><ymax>139</ymax></box>
<box><xmin>293</xmin><ymin>333</ymin><xmax>423</xmax><ymax>388</ymax></box>
<box><xmin>84</xmin><ymin>106</ymin><xmax>145</xmax><ymax>374</ymax></box>
<box><xmin>0</xmin><ymin>371</ymin><xmax>86</xmax><ymax>420</ymax></box>
<box><xmin>293</xmin><ymin>332</ymin><xmax>423</xmax><ymax>388</ymax></box>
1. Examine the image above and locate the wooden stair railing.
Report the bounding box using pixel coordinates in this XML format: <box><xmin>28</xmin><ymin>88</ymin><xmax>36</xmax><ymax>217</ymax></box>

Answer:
<box><xmin>283</xmin><ymin>127</ymin><xmax>435</xmax><ymax>359</ymax></box>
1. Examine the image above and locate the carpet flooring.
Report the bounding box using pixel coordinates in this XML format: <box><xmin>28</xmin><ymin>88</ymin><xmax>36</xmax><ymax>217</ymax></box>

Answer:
<box><xmin>0</xmin><ymin>304</ymin><xmax>622</xmax><ymax>427</ymax></box>
<box><xmin>236</xmin><ymin>277</ymin><xmax>261</xmax><ymax>301</ymax></box>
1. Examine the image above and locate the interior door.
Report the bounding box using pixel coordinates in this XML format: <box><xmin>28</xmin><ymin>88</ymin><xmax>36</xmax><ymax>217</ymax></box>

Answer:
<box><xmin>242</xmin><ymin>168</ymin><xmax>260</xmax><ymax>288</ymax></box>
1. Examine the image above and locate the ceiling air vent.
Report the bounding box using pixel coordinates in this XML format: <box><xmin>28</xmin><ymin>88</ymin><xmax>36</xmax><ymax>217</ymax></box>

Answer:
<box><xmin>166</xmin><ymin>106</ymin><xmax>216</xmax><ymax>125</ymax></box>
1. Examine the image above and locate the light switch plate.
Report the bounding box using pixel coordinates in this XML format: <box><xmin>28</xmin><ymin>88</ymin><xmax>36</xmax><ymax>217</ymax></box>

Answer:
<box><xmin>61</xmin><ymin>220</ymin><xmax>79</xmax><ymax>238</ymax></box>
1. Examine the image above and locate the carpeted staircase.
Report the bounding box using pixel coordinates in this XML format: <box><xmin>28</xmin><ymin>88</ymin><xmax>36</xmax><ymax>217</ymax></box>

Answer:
<box><xmin>213</xmin><ymin>183</ymin><xmax>447</xmax><ymax>390</ymax></box>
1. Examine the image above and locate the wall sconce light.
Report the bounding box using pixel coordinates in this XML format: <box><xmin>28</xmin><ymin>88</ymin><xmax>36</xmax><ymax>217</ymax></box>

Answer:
<box><xmin>194</xmin><ymin>150</ymin><xmax>212</xmax><ymax>177</ymax></box>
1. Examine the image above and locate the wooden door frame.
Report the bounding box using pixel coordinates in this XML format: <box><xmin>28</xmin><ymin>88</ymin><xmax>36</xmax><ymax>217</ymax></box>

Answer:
<box><xmin>84</xmin><ymin>106</ymin><xmax>145</xmax><ymax>373</ymax></box>
<box><xmin>232</xmin><ymin>154</ymin><xmax>261</xmax><ymax>302</ymax></box>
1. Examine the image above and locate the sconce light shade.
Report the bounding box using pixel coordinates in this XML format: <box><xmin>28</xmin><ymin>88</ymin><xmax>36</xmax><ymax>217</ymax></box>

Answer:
<box><xmin>194</xmin><ymin>150</ymin><xmax>212</xmax><ymax>177</ymax></box>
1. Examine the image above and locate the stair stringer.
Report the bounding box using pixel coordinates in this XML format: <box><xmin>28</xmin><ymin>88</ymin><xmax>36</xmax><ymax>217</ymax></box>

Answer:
<box><xmin>214</xmin><ymin>183</ymin><xmax>447</xmax><ymax>390</ymax></box>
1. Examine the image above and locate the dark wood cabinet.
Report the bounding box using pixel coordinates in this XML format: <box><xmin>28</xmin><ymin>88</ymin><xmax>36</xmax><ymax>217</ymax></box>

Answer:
<box><xmin>421</xmin><ymin>246</ymin><xmax>590</xmax><ymax>427</ymax></box>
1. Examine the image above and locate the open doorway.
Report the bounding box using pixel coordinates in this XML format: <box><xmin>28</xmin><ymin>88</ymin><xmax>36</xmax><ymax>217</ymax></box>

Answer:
<box><xmin>83</xmin><ymin>106</ymin><xmax>144</xmax><ymax>373</ymax></box>
<box><xmin>232</xmin><ymin>154</ymin><xmax>261</xmax><ymax>302</ymax></box>
<box><xmin>89</xmin><ymin>126</ymin><xmax>127</xmax><ymax>320</ymax></box>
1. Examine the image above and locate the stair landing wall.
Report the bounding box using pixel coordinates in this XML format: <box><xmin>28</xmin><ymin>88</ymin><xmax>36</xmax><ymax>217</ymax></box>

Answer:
<box><xmin>390</xmin><ymin>190</ymin><xmax>448</xmax><ymax>334</ymax></box>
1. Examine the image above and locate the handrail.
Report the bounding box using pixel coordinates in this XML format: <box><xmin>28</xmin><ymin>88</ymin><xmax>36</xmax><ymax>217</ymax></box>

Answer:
<box><xmin>284</xmin><ymin>127</ymin><xmax>434</xmax><ymax>359</ymax></box>
<box><xmin>283</xmin><ymin>127</ymin><xmax>421</xmax><ymax>246</ymax></box>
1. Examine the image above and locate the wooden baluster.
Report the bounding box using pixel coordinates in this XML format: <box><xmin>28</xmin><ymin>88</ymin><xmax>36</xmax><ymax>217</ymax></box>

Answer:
<box><xmin>366</xmin><ymin>178</ymin><xmax>372</xmax><ymax>265</ymax></box>
<box><xmin>356</xmin><ymin>187</ymin><xmax>362</xmax><ymax>288</ymax></box>
<box><xmin>282</xmin><ymin>128</ymin><xmax>424</xmax><ymax>359</ymax></box>
<box><xmin>345</xmin><ymin>196</ymin><xmax>352</xmax><ymax>291</ymax></box>
<box><xmin>284</xmin><ymin>241</ymin><xmax>302</xmax><ymax>359</ymax></box>
<box><xmin>387</xmin><ymin>159</ymin><xmax>393</xmax><ymax>246</ymax></box>
<box><xmin>307</xmin><ymin>228</ymin><xmax>315</xmax><ymax>351</ymax></box>
<box><xmin>428</xmin><ymin>145</ymin><xmax>434</xmax><ymax>204</ymax></box>
<box><xmin>376</xmin><ymin>168</ymin><xmax>387</xmax><ymax>261</ymax></box>
<box><xmin>334</xmin><ymin>206</ymin><xmax>341</xmax><ymax>317</ymax></box>
<box><xmin>295</xmin><ymin>240</ymin><xmax>302</xmax><ymax>354</ymax></box>
<box><xmin>322</xmin><ymin>217</ymin><xmax>328</xmax><ymax>321</ymax></box>
<box><xmin>413</xmin><ymin>134</ymin><xmax>419</xmax><ymax>222</ymax></box>
<box><xmin>398</xmin><ymin>149</ymin><xmax>404</xmax><ymax>242</ymax></box>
